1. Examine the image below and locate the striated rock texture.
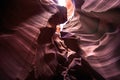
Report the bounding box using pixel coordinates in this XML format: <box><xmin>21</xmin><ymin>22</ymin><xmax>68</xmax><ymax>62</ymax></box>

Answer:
<box><xmin>62</xmin><ymin>0</ymin><xmax>120</xmax><ymax>80</ymax></box>
<box><xmin>0</xmin><ymin>0</ymin><xmax>67</xmax><ymax>80</ymax></box>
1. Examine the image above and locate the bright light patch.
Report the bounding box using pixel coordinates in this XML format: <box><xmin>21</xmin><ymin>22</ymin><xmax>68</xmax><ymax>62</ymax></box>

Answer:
<box><xmin>57</xmin><ymin>0</ymin><xmax>66</xmax><ymax>6</ymax></box>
